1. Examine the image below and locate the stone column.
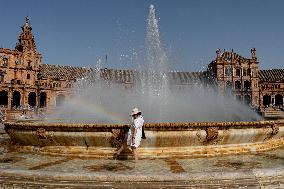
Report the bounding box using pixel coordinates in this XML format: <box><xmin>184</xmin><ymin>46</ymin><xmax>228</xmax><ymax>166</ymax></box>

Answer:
<box><xmin>7</xmin><ymin>90</ymin><xmax>12</xmax><ymax>110</ymax></box>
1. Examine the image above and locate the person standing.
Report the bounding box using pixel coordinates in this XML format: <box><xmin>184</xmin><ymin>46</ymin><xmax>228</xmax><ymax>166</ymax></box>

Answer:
<box><xmin>114</xmin><ymin>107</ymin><xmax>144</xmax><ymax>163</ymax></box>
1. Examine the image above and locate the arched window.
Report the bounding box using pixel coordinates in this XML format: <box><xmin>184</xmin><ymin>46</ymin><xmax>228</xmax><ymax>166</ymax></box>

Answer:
<box><xmin>0</xmin><ymin>90</ymin><xmax>8</xmax><ymax>106</ymax></box>
<box><xmin>56</xmin><ymin>95</ymin><xmax>65</xmax><ymax>107</ymax></box>
<box><xmin>3</xmin><ymin>58</ymin><xmax>8</xmax><ymax>67</ymax></box>
<box><xmin>12</xmin><ymin>91</ymin><xmax>21</xmax><ymax>108</ymax></box>
<box><xmin>275</xmin><ymin>94</ymin><xmax>283</xmax><ymax>107</ymax></box>
<box><xmin>235</xmin><ymin>80</ymin><xmax>241</xmax><ymax>90</ymax></box>
<box><xmin>226</xmin><ymin>81</ymin><xmax>232</xmax><ymax>92</ymax></box>
<box><xmin>236</xmin><ymin>95</ymin><xmax>242</xmax><ymax>101</ymax></box>
<box><xmin>242</xmin><ymin>68</ymin><xmax>246</xmax><ymax>76</ymax></box>
<box><xmin>244</xmin><ymin>80</ymin><xmax>251</xmax><ymax>91</ymax></box>
<box><xmin>39</xmin><ymin>92</ymin><xmax>47</xmax><ymax>107</ymax></box>
<box><xmin>244</xmin><ymin>95</ymin><xmax>251</xmax><ymax>105</ymax></box>
<box><xmin>225</xmin><ymin>67</ymin><xmax>233</xmax><ymax>76</ymax></box>
<box><xmin>235</xmin><ymin>69</ymin><xmax>241</xmax><ymax>77</ymax></box>
<box><xmin>28</xmin><ymin>92</ymin><xmax>36</xmax><ymax>107</ymax></box>
<box><xmin>263</xmin><ymin>95</ymin><xmax>271</xmax><ymax>107</ymax></box>
<box><xmin>247</xmin><ymin>68</ymin><xmax>251</xmax><ymax>76</ymax></box>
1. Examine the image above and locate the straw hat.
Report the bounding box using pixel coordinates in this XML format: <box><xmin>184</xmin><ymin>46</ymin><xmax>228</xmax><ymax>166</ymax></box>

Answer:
<box><xmin>131</xmin><ymin>107</ymin><xmax>141</xmax><ymax>116</ymax></box>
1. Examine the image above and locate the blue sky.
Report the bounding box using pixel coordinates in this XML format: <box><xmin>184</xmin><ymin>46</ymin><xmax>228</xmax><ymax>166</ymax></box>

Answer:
<box><xmin>0</xmin><ymin>0</ymin><xmax>283</xmax><ymax>71</ymax></box>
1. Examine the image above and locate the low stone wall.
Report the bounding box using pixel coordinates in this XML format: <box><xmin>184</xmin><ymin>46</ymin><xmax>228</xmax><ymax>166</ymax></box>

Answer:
<box><xmin>4</xmin><ymin>120</ymin><xmax>284</xmax><ymax>157</ymax></box>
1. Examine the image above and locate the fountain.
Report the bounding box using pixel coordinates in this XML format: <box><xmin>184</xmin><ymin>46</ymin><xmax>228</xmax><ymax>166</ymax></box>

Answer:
<box><xmin>1</xmin><ymin>4</ymin><xmax>284</xmax><ymax>188</ymax></box>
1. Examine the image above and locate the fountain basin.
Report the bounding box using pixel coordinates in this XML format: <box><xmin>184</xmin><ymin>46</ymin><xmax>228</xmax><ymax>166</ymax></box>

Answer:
<box><xmin>4</xmin><ymin>120</ymin><xmax>284</xmax><ymax>157</ymax></box>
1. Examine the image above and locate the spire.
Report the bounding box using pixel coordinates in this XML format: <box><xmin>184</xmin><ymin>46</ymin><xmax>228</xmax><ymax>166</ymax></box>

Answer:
<box><xmin>23</xmin><ymin>16</ymin><xmax>31</xmax><ymax>28</ymax></box>
<box><xmin>15</xmin><ymin>16</ymin><xmax>36</xmax><ymax>52</ymax></box>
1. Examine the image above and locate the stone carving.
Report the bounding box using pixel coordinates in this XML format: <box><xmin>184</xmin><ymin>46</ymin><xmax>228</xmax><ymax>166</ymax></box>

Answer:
<box><xmin>206</xmin><ymin>127</ymin><xmax>219</xmax><ymax>141</ymax></box>
<box><xmin>35</xmin><ymin>128</ymin><xmax>47</xmax><ymax>139</ymax></box>
<box><xmin>271</xmin><ymin>124</ymin><xmax>279</xmax><ymax>135</ymax></box>
<box><xmin>251</xmin><ymin>48</ymin><xmax>256</xmax><ymax>58</ymax></box>
<box><xmin>216</xmin><ymin>48</ymin><xmax>221</xmax><ymax>58</ymax></box>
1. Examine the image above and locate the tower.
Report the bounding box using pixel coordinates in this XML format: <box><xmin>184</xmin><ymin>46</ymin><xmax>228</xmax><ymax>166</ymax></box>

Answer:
<box><xmin>15</xmin><ymin>16</ymin><xmax>41</xmax><ymax>71</ymax></box>
<box><xmin>16</xmin><ymin>16</ymin><xmax>37</xmax><ymax>52</ymax></box>
<box><xmin>208</xmin><ymin>49</ymin><xmax>259</xmax><ymax>108</ymax></box>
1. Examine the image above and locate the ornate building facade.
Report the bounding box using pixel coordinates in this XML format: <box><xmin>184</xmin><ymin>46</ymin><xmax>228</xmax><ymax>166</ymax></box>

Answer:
<box><xmin>209</xmin><ymin>48</ymin><xmax>284</xmax><ymax>118</ymax></box>
<box><xmin>0</xmin><ymin>17</ymin><xmax>284</xmax><ymax>119</ymax></box>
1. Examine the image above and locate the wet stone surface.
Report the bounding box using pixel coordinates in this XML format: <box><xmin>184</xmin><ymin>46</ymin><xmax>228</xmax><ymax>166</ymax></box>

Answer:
<box><xmin>0</xmin><ymin>130</ymin><xmax>284</xmax><ymax>188</ymax></box>
<box><xmin>0</xmin><ymin>135</ymin><xmax>283</xmax><ymax>174</ymax></box>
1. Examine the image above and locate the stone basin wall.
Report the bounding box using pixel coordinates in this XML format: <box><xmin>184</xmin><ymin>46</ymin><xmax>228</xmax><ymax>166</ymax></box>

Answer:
<box><xmin>4</xmin><ymin>120</ymin><xmax>284</xmax><ymax>157</ymax></box>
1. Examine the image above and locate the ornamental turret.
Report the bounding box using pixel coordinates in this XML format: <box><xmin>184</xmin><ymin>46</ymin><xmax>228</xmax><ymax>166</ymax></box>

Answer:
<box><xmin>15</xmin><ymin>16</ymin><xmax>37</xmax><ymax>52</ymax></box>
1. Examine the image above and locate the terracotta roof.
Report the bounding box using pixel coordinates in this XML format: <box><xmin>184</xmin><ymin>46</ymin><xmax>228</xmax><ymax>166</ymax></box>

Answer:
<box><xmin>168</xmin><ymin>71</ymin><xmax>211</xmax><ymax>84</ymax></box>
<box><xmin>39</xmin><ymin>64</ymin><xmax>93</xmax><ymax>80</ymax></box>
<box><xmin>220</xmin><ymin>51</ymin><xmax>248</xmax><ymax>61</ymax></box>
<box><xmin>39</xmin><ymin>64</ymin><xmax>137</xmax><ymax>83</ymax></box>
<box><xmin>259</xmin><ymin>69</ymin><xmax>284</xmax><ymax>82</ymax></box>
<box><xmin>39</xmin><ymin>64</ymin><xmax>211</xmax><ymax>85</ymax></box>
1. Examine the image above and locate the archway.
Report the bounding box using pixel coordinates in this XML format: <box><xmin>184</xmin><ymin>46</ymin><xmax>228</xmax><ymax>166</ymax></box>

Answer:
<box><xmin>275</xmin><ymin>94</ymin><xmax>283</xmax><ymax>107</ymax></box>
<box><xmin>226</xmin><ymin>81</ymin><xmax>232</xmax><ymax>90</ymax></box>
<box><xmin>12</xmin><ymin>91</ymin><xmax>21</xmax><ymax>108</ymax></box>
<box><xmin>56</xmin><ymin>95</ymin><xmax>65</xmax><ymax>107</ymax></box>
<box><xmin>244</xmin><ymin>80</ymin><xmax>251</xmax><ymax>91</ymax></box>
<box><xmin>244</xmin><ymin>95</ymin><xmax>251</xmax><ymax>105</ymax></box>
<box><xmin>0</xmin><ymin>90</ymin><xmax>8</xmax><ymax>106</ymax></box>
<box><xmin>39</xmin><ymin>92</ymin><xmax>46</xmax><ymax>107</ymax></box>
<box><xmin>263</xmin><ymin>95</ymin><xmax>271</xmax><ymax>107</ymax></box>
<box><xmin>235</xmin><ymin>95</ymin><xmax>242</xmax><ymax>101</ymax></box>
<box><xmin>235</xmin><ymin>80</ymin><xmax>241</xmax><ymax>90</ymax></box>
<box><xmin>28</xmin><ymin>92</ymin><xmax>36</xmax><ymax>107</ymax></box>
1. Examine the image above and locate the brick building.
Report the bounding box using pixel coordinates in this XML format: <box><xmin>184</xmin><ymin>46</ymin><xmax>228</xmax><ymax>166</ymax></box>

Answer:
<box><xmin>0</xmin><ymin>17</ymin><xmax>284</xmax><ymax>119</ymax></box>
<box><xmin>209</xmin><ymin>48</ymin><xmax>284</xmax><ymax>118</ymax></box>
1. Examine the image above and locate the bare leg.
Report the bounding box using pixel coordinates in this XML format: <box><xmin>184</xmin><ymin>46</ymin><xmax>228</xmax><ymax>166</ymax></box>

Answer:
<box><xmin>131</xmin><ymin>147</ymin><xmax>138</xmax><ymax>163</ymax></box>
<box><xmin>115</xmin><ymin>141</ymin><xmax>127</xmax><ymax>155</ymax></box>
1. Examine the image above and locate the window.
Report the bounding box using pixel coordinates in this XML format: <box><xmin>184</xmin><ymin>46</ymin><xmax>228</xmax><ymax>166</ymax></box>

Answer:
<box><xmin>247</xmin><ymin>68</ymin><xmax>251</xmax><ymax>76</ymax></box>
<box><xmin>16</xmin><ymin>58</ymin><xmax>21</xmax><ymax>65</ymax></box>
<box><xmin>225</xmin><ymin>67</ymin><xmax>233</xmax><ymax>76</ymax></box>
<box><xmin>244</xmin><ymin>95</ymin><xmax>251</xmax><ymax>105</ymax></box>
<box><xmin>27</xmin><ymin>74</ymin><xmax>30</xmax><ymax>79</ymax></box>
<box><xmin>3</xmin><ymin>58</ymin><xmax>8</xmax><ymax>67</ymax></box>
<box><xmin>226</xmin><ymin>81</ymin><xmax>232</xmax><ymax>90</ymax></box>
<box><xmin>236</xmin><ymin>69</ymin><xmax>241</xmax><ymax>77</ymax></box>
<box><xmin>244</xmin><ymin>80</ymin><xmax>251</xmax><ymax>91</ymax></box>
<box><xmin>242</xmin><ymin>68</ymin><xmax>247</xmax><ymax>76</ymax></box>
<box><xmin>235</xmin><ymin>80</ymin><xmax>241</xmax><ymax>90</ymax></box>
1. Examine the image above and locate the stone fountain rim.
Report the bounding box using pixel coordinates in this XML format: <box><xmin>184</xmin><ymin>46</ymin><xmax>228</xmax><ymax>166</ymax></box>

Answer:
<box><xmin>3</xmin><ymin>120</ymin><xmax>283</xmax><ymax>130</ymax></box>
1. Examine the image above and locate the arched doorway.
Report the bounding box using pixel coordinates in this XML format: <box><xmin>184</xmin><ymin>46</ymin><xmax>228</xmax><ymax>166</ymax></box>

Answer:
<box><xmin>235</xmin><ymin>95</ymin><xmax>242</xmax><ymax>101</ymax></box>
<box><xmin>263</xmin><ymin>95</ymin><xmax>271</xmax><ymax>107</ymax></box>
<box><xmin>244</xmin><ymin>80</ymin><xmax>251</xmax><ymax>91</ymax></box>
<box><xmin>39</xmin><ymin>92</ymin><xmax>46</xmax><ymax>107</ymax></box>
<box><xmin>12</xmin><ymin>91</ymin><xmax>21</xmax><ymax>108</ymax></box>
<box><xmin>235</xmin><ymin>80</ymin><xmax>241</xmax><ymax>90</ymax></box>
<box><xmin>275</xmin><ymin>94</ymin><xmax>283</xmax><ymax>107</ymax></box>
<box><xmin>0</xmin><ymin>90</ymin><xmax>8</xmax><ymax>106</ymax></box>
<box><xmin>28</xmin><ymin>92</ymin><xmax>36</xmax><ymax>107</ymax></box>
<box><xmin>225</xmin><ymin>81</ymin><xmax>232</xmax><ymax>91</ymax></box>
<box><xmin>56</xmin><ymin>95</ymin><xmax>65</xmax><ymax>107</ymax></box>
<box><xmin>244</xmin><ymin>95</ymin><xmax>251</xmax><ymax>105</ymax></box>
